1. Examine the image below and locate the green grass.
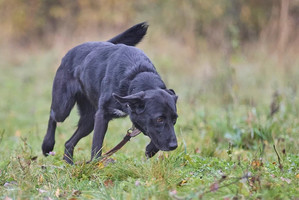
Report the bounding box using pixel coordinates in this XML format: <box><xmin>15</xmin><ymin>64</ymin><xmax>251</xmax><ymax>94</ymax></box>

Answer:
<box><xmin>0</xmin><ymin>47</ymin><xmax>298</xmax><ymax>199</ymax></box>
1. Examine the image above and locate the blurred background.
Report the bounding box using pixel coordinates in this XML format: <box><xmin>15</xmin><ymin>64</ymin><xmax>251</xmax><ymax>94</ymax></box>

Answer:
<box><xmin>1</xmin><ymin>0</ymin><xmax>299</xmax><ymax>55</ymax></box>
<box><xmin>0</xmin><ymin>0</ymin><xmax>298</xmax><ymax>157</ymax></box>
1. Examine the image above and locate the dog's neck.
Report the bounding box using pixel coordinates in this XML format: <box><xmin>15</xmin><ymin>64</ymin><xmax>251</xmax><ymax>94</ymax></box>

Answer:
<box><xmin>128</xmin><ymin>72</ymin><xmax>166</xmax><ymax>95</ymax></box>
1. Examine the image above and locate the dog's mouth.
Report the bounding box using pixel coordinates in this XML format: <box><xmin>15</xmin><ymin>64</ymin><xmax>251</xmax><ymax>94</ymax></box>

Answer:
<box><xmin>133</xmin><ymin>122</ymin><xmax>177</xmax><ymax>151</ymax></box>
<box><xmin>147</xmin><ymin>133</ymin><xmax>178</xmax><ymax>151</ymax></box>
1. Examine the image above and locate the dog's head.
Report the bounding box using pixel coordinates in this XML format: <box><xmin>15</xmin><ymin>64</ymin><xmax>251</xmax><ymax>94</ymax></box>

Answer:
<box><xmin>113</xmin><ymin>89</ymin><xmax>178</xmax><ymax>151</ymax></box>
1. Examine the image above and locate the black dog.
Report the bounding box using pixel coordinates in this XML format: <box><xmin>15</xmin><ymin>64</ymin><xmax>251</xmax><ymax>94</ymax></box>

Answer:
<box><xmin>42</xmin><ymin>22</ymin><xmax>178</xmax><ymax>164</ymax></box>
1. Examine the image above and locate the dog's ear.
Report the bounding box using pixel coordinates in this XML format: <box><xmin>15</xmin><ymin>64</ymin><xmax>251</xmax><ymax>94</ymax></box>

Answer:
<box><xmin>112</xmin><ymin>91</ymin><xmax>145</xmax><ymax>114</ymax></box>
<box><xmin>167</xmin><ymin>89</ymin><xmax>178</xmax><ymax>103</ymax></box>
<box><xmin>173</xmin><ymin>95</ymin><xmax>178</xmax><ymax>103</ymax></box>
<box><xmin>168</xmin><ymin>89</ymin><xmax>176</xmax><ymax>95</ymax></box>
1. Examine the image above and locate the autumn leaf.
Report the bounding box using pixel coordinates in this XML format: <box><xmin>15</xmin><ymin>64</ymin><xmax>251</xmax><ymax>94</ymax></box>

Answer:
<box><xmin>251</xmin><ymin>160</ymin><xmax>263</xmax><ymax>169</ymax></box>
<box><xmin>178</xmin><ymin>179</ymin><xmax>188</xmax><ymax>186</ymax></box>
<box><xmin>98</xmin><ymin>162</ymin><xmax>105</xmax><ymax>169</ymax></box>
<box><xmin>38</xmin><ymin>175</ymin><xmax>43</xmax><ymax>183</ymax></box>
<box><xmin>104</xmin><ymin>179</ymin><xmax>114</xmax><ymax>187</ymax></box>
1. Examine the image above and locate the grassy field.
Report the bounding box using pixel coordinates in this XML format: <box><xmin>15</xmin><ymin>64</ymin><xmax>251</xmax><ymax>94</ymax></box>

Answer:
<box><xmin>0</xmin><ymin>42</ymin><xmax>298</xmax><ymax>199</ymax></box>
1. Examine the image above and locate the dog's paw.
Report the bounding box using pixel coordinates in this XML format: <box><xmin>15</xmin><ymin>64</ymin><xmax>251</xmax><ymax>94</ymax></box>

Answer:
<box><xmin>145</xmin><ymin>150</ymin><xmax>158</xmax><ymax>158</ymax></box>
<box><xmin>42</xmin><ymin>141</ymin><xmax>55</xmax><ymax>157</ymax></box>
<box><xmin>145</xmin><ymin>141</ymin><xmax>159</xmax><ymax>158</ymax></box>
<box><xmin>63</xmin><ymin>154</ymin><xmax>74</xmax><ymax>165</ymax></box>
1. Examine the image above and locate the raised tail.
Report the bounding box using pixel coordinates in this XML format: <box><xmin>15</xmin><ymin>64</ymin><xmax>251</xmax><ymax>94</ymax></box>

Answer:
<box><xmin>108</xmin><ymin>22</ymin><xmax>148</xmax><ymax>46</ymax></box>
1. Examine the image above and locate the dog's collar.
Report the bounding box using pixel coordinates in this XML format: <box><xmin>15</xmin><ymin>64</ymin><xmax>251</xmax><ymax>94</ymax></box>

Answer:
<box><xmin>126</xmin><ymin>105</ymin><xmax>147</xmax><ymax>135</ymax></box>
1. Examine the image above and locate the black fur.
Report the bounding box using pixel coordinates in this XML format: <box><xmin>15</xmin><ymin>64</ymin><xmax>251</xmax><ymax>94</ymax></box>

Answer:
<box><xmin>42</xmin><ymin>22</ymin><xmax>178</xmax><ymax>164</ymax></box>
<box><xmin>108</xmin><ymin>22</ymin><xmax>148</xmax><ymax>46</ymax></box>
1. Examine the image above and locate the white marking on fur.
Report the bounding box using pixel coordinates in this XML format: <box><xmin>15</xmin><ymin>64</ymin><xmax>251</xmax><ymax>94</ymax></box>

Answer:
<box><xmin>113</xmin><ymin>109</ymin><xmax>127</xmax><ymax>117</ymax></box>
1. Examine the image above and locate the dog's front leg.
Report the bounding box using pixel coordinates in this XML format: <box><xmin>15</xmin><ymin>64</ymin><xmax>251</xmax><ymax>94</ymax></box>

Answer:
<box><xmin>145</xmin><ymin>141</ymin><xmax>159</xmax><ymax>158</ymax></box>
<box><xmin>91</xmin><ymin>110</ymin><xmax>109</xmax><ymax>161</ymax></box>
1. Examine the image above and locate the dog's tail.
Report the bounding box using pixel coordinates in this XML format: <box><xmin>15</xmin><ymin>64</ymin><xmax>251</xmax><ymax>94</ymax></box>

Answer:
<box><xmin>108</xmin><ymin>22</ymin><xmax>148</xmax><ymax>46</ymax></box>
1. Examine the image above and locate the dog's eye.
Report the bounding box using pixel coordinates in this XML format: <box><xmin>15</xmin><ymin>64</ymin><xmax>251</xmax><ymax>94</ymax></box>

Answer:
<box><xmin>156</xmin><ymin>117</ymin><xmax>164</xmax><ymax>123</ymax></box>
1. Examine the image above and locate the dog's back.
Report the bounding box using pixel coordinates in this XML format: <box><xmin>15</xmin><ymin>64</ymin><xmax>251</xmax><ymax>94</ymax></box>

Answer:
<box><xmin>57</xmin><ymin>22</ymin><xmax>148</xmax><ymax>76</ymax></box>
<box><xmin>57</xmin><ymin>22</ymin><xmax>148</xmax><ymax>73</ymax></box>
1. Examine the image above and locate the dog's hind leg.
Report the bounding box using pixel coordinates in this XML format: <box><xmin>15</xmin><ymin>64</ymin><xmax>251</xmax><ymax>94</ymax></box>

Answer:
<box><xmin>42</xmin><ymin>75</ymin><xmax>77</xmax><ymax>156</ymax></box>
<box><xmin>63</xmin><ymin>96</ymin><xmax>96</xmax><ymax>164</ymax></box>
<box><xmin>42</xmin><ymin>114</ymin><xmax>57</xmax><ymax>156</ymax></box>
<box><xmin>42</xmin><ymin>98</ymin><xmax>76</xmax><ymax>156</ymax></box>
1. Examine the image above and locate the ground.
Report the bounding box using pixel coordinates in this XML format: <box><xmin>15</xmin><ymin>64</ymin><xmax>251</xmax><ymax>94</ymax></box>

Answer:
<box><xmin>0</xmin><ymin>46</ymin><xmax>298</xmax><ymax>199</ymax></box>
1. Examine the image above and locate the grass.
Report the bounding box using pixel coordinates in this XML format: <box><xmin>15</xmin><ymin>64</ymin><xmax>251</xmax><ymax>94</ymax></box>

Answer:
<box><xmin>0</xmin><ymin>44</ymin><xmax>298</xmax><ymax>199</ymax></box>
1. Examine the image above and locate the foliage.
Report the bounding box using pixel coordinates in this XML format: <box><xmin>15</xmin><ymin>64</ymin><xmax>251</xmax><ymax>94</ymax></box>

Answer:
<box><xmin>1</xmin><ymin>0</ymin><xmax>299</xmax><ymax>51</ymax></box>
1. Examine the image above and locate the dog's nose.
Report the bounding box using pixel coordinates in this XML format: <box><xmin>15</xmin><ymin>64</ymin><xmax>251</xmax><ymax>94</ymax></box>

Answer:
<box><xmin>168</xmin><ymin>142</ymin><xmax>178</xmax><ymax>150</ymax></box>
